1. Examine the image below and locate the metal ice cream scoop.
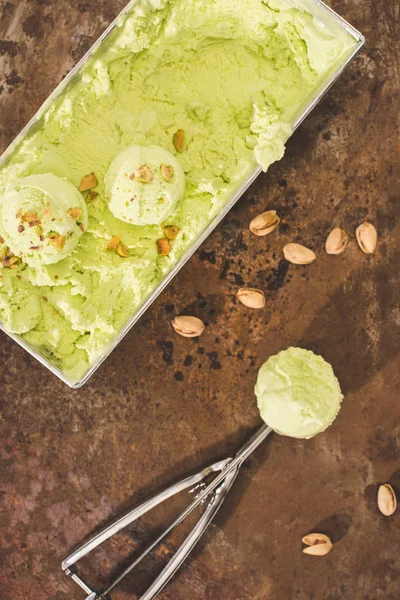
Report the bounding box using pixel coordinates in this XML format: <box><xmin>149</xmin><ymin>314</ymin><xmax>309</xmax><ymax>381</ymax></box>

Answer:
<box><xmin>62</xmin><ymin>423</ymin><xmax>273</xmax><ymax>600</ymax></box>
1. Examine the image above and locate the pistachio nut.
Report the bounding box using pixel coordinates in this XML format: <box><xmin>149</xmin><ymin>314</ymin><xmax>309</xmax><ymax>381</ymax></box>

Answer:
<box><xmin>356</xmin><ymin>222</ymin><xmax>377</xmax><ymax>254</ymax></box>
<box><xmin>302</xmin><ymin>533</ymin><xmax>333</xmax><ymax>556</ymax></box>
<box><xmin>237</xmin><ymin>287</ymin><xmax>266</xmax><ymax>309</ymax></box>
<box><xmin>249</xmin><ymin>210</ymin><xmax>280</xmax><ymax>237</ymax></box>
<box><xmin>377</xmin><ymin>483</ymin><xmax>397</xmax><ymax>516</ymax></box>
<box><xmin>325</xmin><ymin>227</ymin><xmax>348</xmax><ymax>255</ymax></box>
<box><xmin>171</xmin><ymin>315</ymin><xmax>205</xmax><ymax>338</ymax></box>
<box><xmin>283</xmin><ymin>243</ymin><xmax>316</xmax><ymax>265</ymax></box>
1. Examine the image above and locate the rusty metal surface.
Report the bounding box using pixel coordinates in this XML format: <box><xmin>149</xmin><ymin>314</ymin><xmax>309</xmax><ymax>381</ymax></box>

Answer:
<box><xmin>0</xmin><ymin>1</ymin><xmax>399</xmax><ymax>599</ymax></box>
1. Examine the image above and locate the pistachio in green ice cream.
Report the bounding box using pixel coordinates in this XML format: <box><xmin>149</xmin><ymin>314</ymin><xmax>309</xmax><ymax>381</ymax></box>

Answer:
<box><xmin>0</xmin><ymin>174</ymin><xmax>88</xmax><ymax>267</ymax></box>
<box><xmin>105</xmin><ymin>145</ymin><xmax>185</xmax><ymax>225</ymax></box>
<box><xmin>255</xmin><ymin>347</ymin><xmax>343</xmax><ymax>439</ymax></box>
<box><xmin>0</xmin><ymin>0</ymin><xmax>357</xmax><ymax>382</ymax></box>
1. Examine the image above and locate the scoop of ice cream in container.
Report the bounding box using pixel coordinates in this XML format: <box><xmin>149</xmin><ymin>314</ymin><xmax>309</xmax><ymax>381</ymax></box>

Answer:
<box><xmin>105</xmin><ymin>144</ymin><xmax>185</xmax><ymax>226</ymax></box>
<box><xmin>0</xmin><ymin>173</ymin><xmax>88</xmax><ymax>267</ymax></box>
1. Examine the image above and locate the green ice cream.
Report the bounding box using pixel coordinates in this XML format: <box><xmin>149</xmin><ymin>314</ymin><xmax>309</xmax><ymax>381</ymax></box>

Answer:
<box><xmin>105</xmin><ymin>145</ymin><xmax>185</xmax><ymax>225</ymax></box>
<box><xmin>0</xmin><ymin>174</ymin><xmax>88</xmax><ymax>266</ymax></box>
<box><xmin>0</xmin><ymin>0</ymin><xmax>357</xmax><ymax>382</ymax></box>
<box><xmin>255</xmin><ymin>347</ymin><xmax>343</xmax><ymax>439</ymax></box>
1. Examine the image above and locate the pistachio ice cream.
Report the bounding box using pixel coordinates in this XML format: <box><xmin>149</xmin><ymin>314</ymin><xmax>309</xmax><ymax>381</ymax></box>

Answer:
<box><xmin>255</xmin><ymin>347</ymin><xmax>343</xmax><ymax>439</ymax></box>
<box><xmin>0</xmin><ymin>174</ymin><xmax>88</xmax><ymax>267</ymax></box>
<box><xmin>0</xmin><ymin>0</ymin><xmax>357</xmax><ymax>382</ymax></box>
<box><xmin>105</xmin><ymin>145</ymin><xmax>185</xmax><ymax>225</ymax></box>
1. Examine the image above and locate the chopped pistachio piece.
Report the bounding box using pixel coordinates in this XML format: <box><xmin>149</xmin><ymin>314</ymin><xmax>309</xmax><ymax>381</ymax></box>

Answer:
<box><xmin>130</xmin><ymin>165</ymin><xmax>153</xmax><ymax>183</ymax></box>
<box><xmin>161</xmin><ymin>163</ymin><xmax>174</xmax><ymax>182</ymax></box>
<box><xmin>52</xmin><ymin>235</ymin><xmax>66</xmax><ymax>250</ymax></box>
<box><xmin>173</xmin><ymin>129</ymin><xmax>185</xmax><ymax>152</ymax></box>
<box><xmin>163</xmin><ymin>225</ymin><xmax>179</xmax><ymax>240</ymax></box>
<box><xmin>356</xmin><ymin>222</ymin><xmax>377</xmax><ymax>255</ymax></box>
<box><xmin>157</xmin><ymin>238</ymin><xmax>171</xmax><ymax>255</ymax></box>
<box><xmin>68</xmin><ymin>207</ymin><xmax>83</xmax><ymax>220</ymax></box>
<box><xmin>79</xmin><ymin>172</ymin><xmax>97</xmax><ymax>192</ymax></box>
<box><xmin>86</xmin><ymin>191</ymin><xmax>98</xmax><ymax>203</ymax></box>
<box><xmin>116</xmin><ymin>242</ymin><xmax>129</xmax><ymax>258</ymax></box>
<box><xmin>106</xmin><ymin>236</ymin><xmax>121</xmax><ymax>250</ymax></box>
<box><xmin>22</xmin><ymin>211</ymin><xmax>41</xmax><ymax>226</ymax></box>
<box><xmin>2</xmin><ymin>256</ymin><xmax>20</xmax><ymax>268</ymax></box>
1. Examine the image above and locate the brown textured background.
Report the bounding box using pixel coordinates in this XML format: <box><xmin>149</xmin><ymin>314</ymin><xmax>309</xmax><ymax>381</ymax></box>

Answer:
<box><xmin>0</xmin><ymin>1</ymin><xmax>399</xmax><ymax>599</ymax></box>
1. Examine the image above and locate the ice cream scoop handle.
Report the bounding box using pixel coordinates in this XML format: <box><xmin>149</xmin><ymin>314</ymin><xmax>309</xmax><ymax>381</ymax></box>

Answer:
<box><xmin>138</xmin><ymin>424</ymin><xmax>272</xmax><ymax>600</ymax></box>
<box><xmin>139</xmin><ymin>464</ymin><xmax>241</xmax><ymax>600</ymax></box>
<box><xmin>234</xmin><ymin>423</ymin><xmax>273</xmax><ymax>463</ymax></box>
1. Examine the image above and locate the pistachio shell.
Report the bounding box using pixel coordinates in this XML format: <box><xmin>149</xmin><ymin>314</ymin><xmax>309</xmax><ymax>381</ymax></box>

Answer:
<box><xmin>283</xmin><ymin>243</ymin><xmax>316</xmax><ymax>265</ymax></box>
<box><xmin>171</xmin><ymin>316</ymin><xmax>205</xmax><ymax>338</ymax></box>
<box><xmin>325</xmin><ymin>227</ymin><xmax>348</xmax><ymax>255</ymax></box>
<box><xmin>377</xmin><ymin>484</ymin><xmax>397</xmax><ymax>516</ymax></box>
<box><xmin>249</xmin><ymin>210</ymin><xmax>280</xmax><ymax>237</ymax></box>
<box><xmin>237</xmin><ymin>287</ymin><xmax>266</xmax><ymax>309</ymax></box>
<box><xmin>356</xmin><ymin>222</ymin><xmax>377</xmax><ymax>254</ymax></box>
<box><xmin>302</xmin><ymin>533</ymin><xmax>333</xmax><ymax>556</ymax></box>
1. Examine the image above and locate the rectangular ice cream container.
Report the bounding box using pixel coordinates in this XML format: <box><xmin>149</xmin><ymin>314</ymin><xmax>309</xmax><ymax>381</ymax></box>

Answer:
<box><xmin>0</xmin><ymin>0</ymin><xmax>365</xmax><ymax>388</ymax></box>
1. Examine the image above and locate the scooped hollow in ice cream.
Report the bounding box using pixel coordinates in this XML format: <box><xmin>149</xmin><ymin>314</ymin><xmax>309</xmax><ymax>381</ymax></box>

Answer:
<box><xmin>255</xmin><ymin>347</ymin><xmax>343</xmax><ymax>439</ymax></box>
<box><xmin>0</xmin><ymin>173</ymin><xmax>88</xmax><ymax>266</ymax></box>
<box><xmin>105</xmin><ymin>145</ymin><xmax>185</xmax><ymax>226</ymax></box>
